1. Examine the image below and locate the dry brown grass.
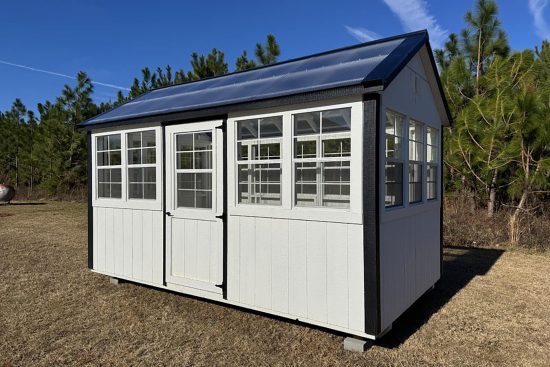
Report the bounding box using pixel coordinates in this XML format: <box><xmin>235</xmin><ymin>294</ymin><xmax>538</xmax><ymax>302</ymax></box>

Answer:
<box><xmin>1</xmin><ymin>201</ymin><xmax>549</xmax><ymax>366</ymax></box>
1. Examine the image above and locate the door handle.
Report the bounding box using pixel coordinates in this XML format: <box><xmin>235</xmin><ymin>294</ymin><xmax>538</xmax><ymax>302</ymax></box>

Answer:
<box><xmin>166</xmin><ymin>212</ymin><xmax>173</xmax><ymax>216</ymax></box>
<box><xmin>215</xmin><ymin>214</ymin><xmax>224</xmax><ymax>220</ymax></box>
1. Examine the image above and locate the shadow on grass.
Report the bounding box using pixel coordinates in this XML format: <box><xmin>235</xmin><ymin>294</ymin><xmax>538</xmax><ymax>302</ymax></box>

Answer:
<box><xmin>377</xmin><ymin>245</ymin><xmax>504</xmax><ymax>349</ymax></box>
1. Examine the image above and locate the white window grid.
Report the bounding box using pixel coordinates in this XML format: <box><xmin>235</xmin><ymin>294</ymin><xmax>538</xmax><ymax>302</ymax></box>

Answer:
<box><xmin>236</xmin><ymin>119</ymin><xmax>282</xmax><ymax>205</ymax></box>
<box><xmin>127</xmin><ymin>130</ymin><xmax>157</xmax><ymax>200</ymax></box>
<box><xmin>408</xmin><ymin>120</ymin><xmax>423</xmax><ymax>204</ymax></box>
<box><xmin>385</xmin><ymin>110</ymin><xmax>404</xmax><ymax>207</ymax></box>
<box><xmin>426</xmin><ymin>127</ymin><xmax>439</xmax><ymax>200</ymax></box>
<box><xmin>175</xmin><ymin>131</ymin><xmax>213</xmax><ymax>209</ymax></box>
<box><xmin>96</xmin><ymin>134</ymin><xmax>122</xmax><ymax>199</ymax></box>
<box><xmin>293</xmin><ymin>113</ymin><xmax>351</xmax><ymax>209</ymax></box>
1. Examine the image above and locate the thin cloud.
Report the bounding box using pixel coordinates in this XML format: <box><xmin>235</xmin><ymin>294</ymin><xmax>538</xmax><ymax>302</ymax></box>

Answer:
<box><xmin>529</xmin><ymin>0</ymin><xmax>550</xmax><ymax>40</ymax></box>
<box><xmin>382</xmin><ymin>0</ymin><xmax>448</xmax><ymax>49</ymax></box>
<box><xmin>0</xmin><ymin>59</ymin><xmax>130</xmax><ymax>91</ymax></box>
<box><xmin>345</xmin><ymin>26</ymin><xmax>382</xmax><ymax>42</ymax></box>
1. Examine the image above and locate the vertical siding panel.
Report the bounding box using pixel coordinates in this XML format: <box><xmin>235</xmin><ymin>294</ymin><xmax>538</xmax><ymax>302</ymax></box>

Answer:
<box><xmin>132</xmin><ymin>210</ymin><xmax>143</xmax><ymax>280</ymax></box>
<box><xmin>123</xmin><ymin>209</ymin><xmax>133</xmax><ymax>278</ymax></box>
<box><xmin>171</xmin><ymin>218</ymin><xmax>184</xmax><ymax>277</ymax></box>
<box><xmin>196</xmin><ymin>220</ymin><xmax>211</xmax><ymax>282</ymax></box>
<box><xmin>326</xmin><ymin>222</ymin><xmax>349</xmax><ymax>327</ymax></box>
<box><xmin>271</xmin><ymin>218</ymin><xmax>289</xmax><ymax>314</ymax></box>
<box><xmin>152</xmin><ymin>212</ymin><xmax>163</xmax><ymax>284</ymax></box>
<box><xmin>306</xmin><ymin>221</ymin><xmax>327</xmax><ymax>323</ymax></box>
<box><xmin>348</xmin><ymin>224</ymin><xmax>365</xmax><ymax>331</ymax></box>
<box><xmin>114</xmin><ymin>209</ymin><xmax>124</xmax><ymax>276</ymax></box>
<box><xmin>96</xmin><ymin>207</ymin><xmax>106</xmax><ymax>271</ymax></box>
<box><xmin>184</xmin><ymin>219</ymin><xmax>198</xmax><ymax>279</ymax></box>
<box><xmin>142</xmin><ymin>210</ymin><xmax>153</xmax><ymax>283</ymax></box>
<box><xmin>227</xmin><ymin>216</ymin><xmax>240</xmax><ymax>301</ymax></box>
<box><xmin>254</xmin><ymin>218</ymin><xmax>272</xmax><ymax>310</ymax></box>
<box><xmin>104</xmin><ymin>208</ymin><xmax>114</xmax><ymax>273</ymax></box>
<box><xmin>288</xmin><ymin>220</ymin><xmax>307</xmax><ymax>318</ymax></box>
<box><xmin>239</xmin><ymin>216</ymin><xmax>255</xmax><ymax>305</ymax></box>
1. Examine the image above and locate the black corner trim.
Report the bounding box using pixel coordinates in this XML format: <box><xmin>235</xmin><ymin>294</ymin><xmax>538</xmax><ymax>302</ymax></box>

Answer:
<box><xmin>87</xmin><ymin>131</ymin><xmax>93</xmax><ymax>269</ymax></box>
<box><xmin>162</xmin><ymin>124</ymin><xmax>167</xmax><ymax>286</ymax></box>
<box><xmin>440</xmin><ymin>129</ymin><xmax>444</xmax><ymax>277</ymax></box>
<box><xmin>221</xmin><ymin>118</ymin><xmax>228</xmax><ymax>299</ymax></box>
<box><xmin>363</xmin><ymin>93</ymin><xmax>381</xmax><ymax>335</ymax></box>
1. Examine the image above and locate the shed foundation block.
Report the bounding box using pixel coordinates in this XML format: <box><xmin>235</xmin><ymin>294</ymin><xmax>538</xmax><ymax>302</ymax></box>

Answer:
<box><xmin>109</xmin><ymin>277</ymin><xmax>123</xmax><ymax>285</ymax></box>
<box><xmin>343</xmin><ymin>337</ymin><xmax>373</xmax><ymax>352</ymax></box>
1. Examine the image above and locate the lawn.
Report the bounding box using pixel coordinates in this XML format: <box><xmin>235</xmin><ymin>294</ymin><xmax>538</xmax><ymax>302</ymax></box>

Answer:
<box><xmin>0</xmin><ymin>201</ymin><xmax>549</xmax><ymax>366</ymax></box>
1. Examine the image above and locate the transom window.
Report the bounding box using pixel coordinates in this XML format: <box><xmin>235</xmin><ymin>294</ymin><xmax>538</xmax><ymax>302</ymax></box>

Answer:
<box><xmin>127</xmin><ymin>130</ymin><xmax>156</xmax><ymax>200</ymax></box>
<box><xmin>408</xmin><ymin>120</ymin><xmax>423</xmax><ymax>204</ymax></box>
<box><xmin>293</xmin><ymin>108</ymin><xmax>351</xmax><ymax>208</ymax></box>
<box><xmin>426</xmin><ymin>127</ymin><xmax>439</xmax><ymax>200</ymax></box>
<box><xmin>236</xmin><ymin>116</ymin><xmax>282</xmax><ymax>205</ymax></box>
<box><xmin>175</xmin><ymin>132</ymin><xmax>213</xmax><ymax>209</ymax></box>
<box><xmin>96</xmin><ymin>134</ymin><xmax>122</xmax><ymax>199</ymax></box>
<box><xmin>385</xmin><ymin>111</ymin><xmax>404</xmax><ymax>207</ymax></box>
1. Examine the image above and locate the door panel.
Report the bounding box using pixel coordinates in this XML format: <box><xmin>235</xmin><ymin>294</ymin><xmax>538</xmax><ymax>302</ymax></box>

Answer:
<box><xmin>165</xmin><ymin>121</ymin><xmax>224</xmax><ymax>294</ymax></box>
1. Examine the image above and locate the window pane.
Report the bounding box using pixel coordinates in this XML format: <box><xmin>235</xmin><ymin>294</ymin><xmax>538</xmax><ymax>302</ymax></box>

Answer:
<box><xmin>322</xmin><ymin>161</ymin><xmax>350</xmax><ymax>208</ymax></box>
<box><xmin>195</xmin><ymin>191</ymin><xmax>212</xmax><ymax>208</ymax></box>
<box><xmin>295</xmin><ymin>162</ymin><xmax>318</xmax><ymax>206</ymax></box>
<box><xmin>196</xmin><ymin>173</ymin><xmax>212</xmax><ymax>190</ymax></box>
<box><xmin>237</xmin><ymin>119</ymin><xmax>258</xmax><ymax>140</ymax></box>
<box><xmin>409</xmin><ymin>163</ymin><xmax>422</xmax><ymax>203</ymax></box>
<box><xmin>128</xmin><ymin>167</ymin><xmax>142</xmax><ymax>183</ymax></box>
<box><xmin>294</xmin><ymin>111</ymin><xmax>320</xmax><ymax>135</ymax></box>
<box><xmin>427</xmin><ymin>145</ymin><xmax>438</xmax><ymax>163</ymax></box>
<box><xmin>194</xmin><ymin>132</ymin><xmax>212</xmax><ymax>150</ymax></box>
<box><xmin>259</xmin><ymin>143</ymin><xmax>280</xmax><ymax>159</ymax></box>
<box><xmin>98</xmin><ymin>183</ymin><xmax>109</xmax><ymax>198</ymax></box>
<box><xmin>98</xmin><ymin>168</ymin><xmax>109</xmax><ymax>183</ymax></box>
<box><xmin>144</xmin><ymin>184</ymin><xmax>156</xmax><ymax>199</ymax></box>
<box><xmin>111</xmin><ymin>183</ymin><xmax>122</xmax><ymax>198</ymax></box>
<box><xmin>142</xmin><ymin>131</ymin><xmax>156</xmax><ymax>147</ymax></box>
<box><xmin>109</xmin><ymin>151</ymin><xmax>121</xmax><ymax>166</ymax></box>
<box><xmin>127</xmin><ymin>132</ymin><xmax>141</xmax><ymax>149</ymax></box>
<box><xmin>128</xmin><ymin>149</ymin><xmax>141</xmax><ymax>165</ymax></box>
<box><xmin>142</xmin><ymin>147</ymin><xmax>156</xmax><ymax>164</ymax></box>
<box><xmin>427</xmin><ymin>127</ymin><xmax>438</xmax><ymax>146</ymax></box>
<box><xmin>176</xmin><ymin>133</ymin><xmax>193</xmax><ymax>152</ymax></box>
<box><xmin>129</xmin><ymin>183</ymin><xmax>143</xmax><ymax>199</ymax></box>
<box><xmin>177</xmin><ymin>173</ymin><xmax>194</xmax><ymax>190</ymax></box>
<box><xmin>427</xmin><ymin>165</ymin><xmax>437</xmax><ymax>200</ymax></box>
<box><xmin>109</xmin><ymin>135</ymin><xmax>121</xmax><ymax>150</ymax></box>
<box><xmin>322</xmin><ymin>108</ymin><xmax>351</xmax><ymax>133</ymax></box>
<box><xmin>143</xmin><ymin>167</ymin><xmax>156</xmax><ymax>183</ymax></box>
<box><xmin>177</xmin><ymin>190</ymin><xmax>194</xmax><ymax>208</ymax></box>
<box><xmin>97</xmin><ymin>136</ymin><xmax>107</xmax><ymax>151</ymax></box>
<box><xmin>97</xmin><ymin>152</ymin><xmax>107</xmax><ymax>166</ymax></box>
<box><xmin>238</xmin><ymin>142</ymin><xmax>249</xmax><ymax>160</ymax></box>
<box><xmin>259</xmin><ymin>116</ymin><xmax>283</xmax><ymax>138</ymax></box>
<box><xmin>237</xmin><ymin>165</ymin><xmax>250</xmax><ymax>203</ymax></box>
<box><xmin>110</xmin><ymin>168</ymin><xmax>121</xmax><ymax>183</ymax></box>
<box><xmin>385</xmin><ymin>136</ymin><xmax>402</xmax><ymax>159</ymax></box>
<box><xmin>385</xmin><ymin>163</ymin><xmax>403</xmax><ymax>207</ymax></box>
<box><xmin>295</xmin><ymin>139</ymin><xmax>316</xmax><ymax>158</ymax></box>
<box><xmin>385</xmin><ymin>111</ymin><xmax>403</xmax><ymax>138</ymax></box>
<box><xmin>323</xmin><ymin>138</ymin><xmax>350</xmax><ymax>157</ymax></box>
<box><xmin>177</xmin><ymin>152</ymin><xmax>193</xmax><ymax>169</ymax></box>
<box><xmin>409</xmin><ymin>141</ymin><xmax>422</xmax><ymax>162</ymax></box>
<box><xmin>409</xmin><ymin>121</ymin><xmax>422</xmax><ymax>141</ymax></box>
<box><xmin>194</xmin><ymin>151</ymin><xmax>212</xmax><ymax>169</ymax></box>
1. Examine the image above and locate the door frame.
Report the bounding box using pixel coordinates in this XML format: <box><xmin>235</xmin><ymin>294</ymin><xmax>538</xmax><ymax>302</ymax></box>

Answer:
<box><xmin>163</xmin><ymin>119</ymin><xmax>225</xmax><ymax>294</ymax></box>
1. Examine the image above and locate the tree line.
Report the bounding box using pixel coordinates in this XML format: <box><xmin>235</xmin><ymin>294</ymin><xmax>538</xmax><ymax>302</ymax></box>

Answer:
<box><xmin>0</xmin><ymin>35</ymin><xmax>280</xmax><ymax>198</ymax></box>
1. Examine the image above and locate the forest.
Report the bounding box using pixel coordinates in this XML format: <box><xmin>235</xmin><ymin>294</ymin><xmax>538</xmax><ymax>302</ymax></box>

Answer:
<box><xmin>0</xmin><ymin>0</ymin><xmax>548</xmax><ymax>247</ymax></box>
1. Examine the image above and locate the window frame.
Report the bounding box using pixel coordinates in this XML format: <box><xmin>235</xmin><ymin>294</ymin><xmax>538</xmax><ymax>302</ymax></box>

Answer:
<box><xmin>227</xmin><ymin>97</ymin><xmax>363</xmax><ymax>224</ymax></box>
<box><xmin>127</xmin><ymin>130</ymin><xmax>158</xmax><ymax>201</ymax></box>
<box><xmin>384</xmin><ymin>109</ymin><xmax>405</xmax><ymax>208</ymax></box>
<box><xmin>96</xmin><ymin>133</ymin><xmax>123</xmax><ymax>200</ymax></box>
<box><xmin>92</xmin><ymin>126</ymin><xmax>162</xmax><ymax>211</ymax></box>
<box><xmin>426</xmin><ymin>126</ymin><xmax>439</xmax><ymax>201</ymax></box>
<box><xmin>408</xmin><ymin>119</ymin><xmax>423</xmax><ymax>205</ymax></box>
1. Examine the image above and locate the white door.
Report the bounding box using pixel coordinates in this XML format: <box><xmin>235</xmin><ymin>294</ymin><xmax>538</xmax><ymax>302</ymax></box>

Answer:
<box><xmin>165</xmin><ymin>120</ymin><xmax>224</xmax><ymax>294</ymax></box>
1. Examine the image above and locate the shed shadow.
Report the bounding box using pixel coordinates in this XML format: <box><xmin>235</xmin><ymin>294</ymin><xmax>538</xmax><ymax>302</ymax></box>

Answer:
<box><xmin>376</xmin><ymin>245</ymin><xmax>504</xmax><ymax>349</ymax></box>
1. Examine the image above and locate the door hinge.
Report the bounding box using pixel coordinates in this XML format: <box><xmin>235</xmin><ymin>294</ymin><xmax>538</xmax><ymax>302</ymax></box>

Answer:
<box><xmin>215</xmin><ymin>214</ymin><xmax>225</xmax><ymax>220</ymax></box>
<box><xmin>166</xmin><ymin>212</ymin><xmax>173</xmax><ymax>216</ymax></box>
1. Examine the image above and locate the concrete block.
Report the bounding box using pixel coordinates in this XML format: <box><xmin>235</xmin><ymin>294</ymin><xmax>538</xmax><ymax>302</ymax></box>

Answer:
<box><xmin>110</xmin><ymin>277</ymin><xmax>122</xmax><ymax>285</ymax></box>
<box><xmin>343</xmin><ymin>337</ymin><xmax>373</xmax><ymax>352</ymax></box>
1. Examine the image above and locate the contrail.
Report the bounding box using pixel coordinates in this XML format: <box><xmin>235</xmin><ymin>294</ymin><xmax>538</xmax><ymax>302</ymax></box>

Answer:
<box><xmin>0</xmin><ymin>59</ymin><xmax>130</xmax><ymax>91</ymax></box>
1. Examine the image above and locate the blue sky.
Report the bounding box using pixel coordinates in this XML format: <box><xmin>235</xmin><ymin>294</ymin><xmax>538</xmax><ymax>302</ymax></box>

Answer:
<box><xmin>1</xmin><ymin>0</ymin><xmax>548</xmax><ymax>113</ymax></box>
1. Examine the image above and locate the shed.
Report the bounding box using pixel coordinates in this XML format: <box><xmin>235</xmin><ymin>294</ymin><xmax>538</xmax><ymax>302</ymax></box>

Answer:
<box><xmin>79</xmin><ymin>30</ymin><xmax>451</xmax><ymax>345</ymax></box>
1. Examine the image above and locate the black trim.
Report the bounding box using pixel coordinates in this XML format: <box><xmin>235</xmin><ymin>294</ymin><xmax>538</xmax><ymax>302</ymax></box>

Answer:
<box><xmin>87</xmin><ymin>132</ymin><xmax>93</xmax><ymax>269</ymax></box>
<box><xmin>162</xmin><ymin>124</ymin><xmax>167</xmax><ymax>286</ymax></box>
<box><xmin>440</xmin><ymin>129</ymin><xmax>444</xmax><ymax>277</ymax></box>
<box><xmin>362</xmin><ymin>93</ymin><xmax>381</xmax><ymax>336</ymax></box>
<box><xmin>77</xmin><ymin>85</ymin><xmax>372</xmax><ymax>131</ymax></box>
<box><xmin>216</xmin><ymin>121</ymin><xmax>228</xmax><ymax>299</ymax></box>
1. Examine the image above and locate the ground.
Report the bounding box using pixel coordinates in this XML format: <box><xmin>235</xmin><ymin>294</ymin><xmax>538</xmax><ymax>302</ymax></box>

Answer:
<box><xmin>0</xmin><ymin>201</ymin><xmax>549</xmax><ymax>366</ymax></box>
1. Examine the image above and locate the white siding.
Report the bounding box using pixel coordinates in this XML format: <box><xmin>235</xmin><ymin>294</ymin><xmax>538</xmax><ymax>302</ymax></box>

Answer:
<box><xmin>227</xmin><ymin>216</ymin><xmax>365</xmax><ymax>332</ymax></box>
<box><xmin>93</xmin><ymin>208</ymin><xmax>164</xmax><ymax>285</ymax></box>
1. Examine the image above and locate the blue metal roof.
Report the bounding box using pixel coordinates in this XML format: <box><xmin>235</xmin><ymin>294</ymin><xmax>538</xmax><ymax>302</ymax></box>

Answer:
<box><xmin>81</xmin><ymin>30</ymin><xmax>436</xmax><ymax>127</ymax></box>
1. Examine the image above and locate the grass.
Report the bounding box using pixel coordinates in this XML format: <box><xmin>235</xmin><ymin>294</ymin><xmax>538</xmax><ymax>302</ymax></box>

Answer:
<box><xmin>0</xmin><ymin>201</ymin><xmax>549</xmax><ymax>366</ymax></box>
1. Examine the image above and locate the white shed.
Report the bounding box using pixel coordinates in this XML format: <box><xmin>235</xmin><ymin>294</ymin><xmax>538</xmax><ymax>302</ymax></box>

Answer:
<box><xmin>79</xmin><ymin>30</ymin><xmax>451</xmax><ymax>345</ymax></box>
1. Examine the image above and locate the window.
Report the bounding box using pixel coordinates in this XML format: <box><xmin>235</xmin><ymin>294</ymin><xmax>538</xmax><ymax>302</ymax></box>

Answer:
<box><xmin>426</xmin><ymin>127</ymin><xmax>439</xmax><ymax>200</ymax></box>
<box><xmin>236</xmin><ymin>116</ymin><xmax>282</xmax><ymax>205</ymax></box>
<box><xmin>385</xmin><ymin>111</ymin><xmax>404</xmax><ymax>207</ymax></box>
<box><xmin>96</xmin><ymin>134</ymin><xmax>122</xmax><ymax>199</ymax></box>
<box><xmin>293</xmin><ymin>108</ymin><xmax>351</xmax><ymax>208</ymax></box>
<box><xmin>127</xmin><ymin>130</ymin><xmax>156</xmax><ymax>200</ymax></box>
<box><xmin>408</xmin><ymin>120</ymin><xmax>423</xmax><ymax>204</ymax></box>
<box><xmin>175</xmin><ymin>132</ymin><xmax>213</xmax><ymax>209</ymax></box>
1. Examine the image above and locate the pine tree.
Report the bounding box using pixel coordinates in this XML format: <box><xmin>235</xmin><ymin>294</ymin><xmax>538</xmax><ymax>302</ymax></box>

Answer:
<box><xmin>255</xmin><ymin>34</ymin><xmax>280</xmax><ymax>65</ymax></box>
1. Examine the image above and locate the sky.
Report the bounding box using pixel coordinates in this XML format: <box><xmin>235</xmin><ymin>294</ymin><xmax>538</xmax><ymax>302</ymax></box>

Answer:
<box><xmin>1</xmin><ymin>0</ymin><xmax>548</xmax><ymax>113</ymax></box>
